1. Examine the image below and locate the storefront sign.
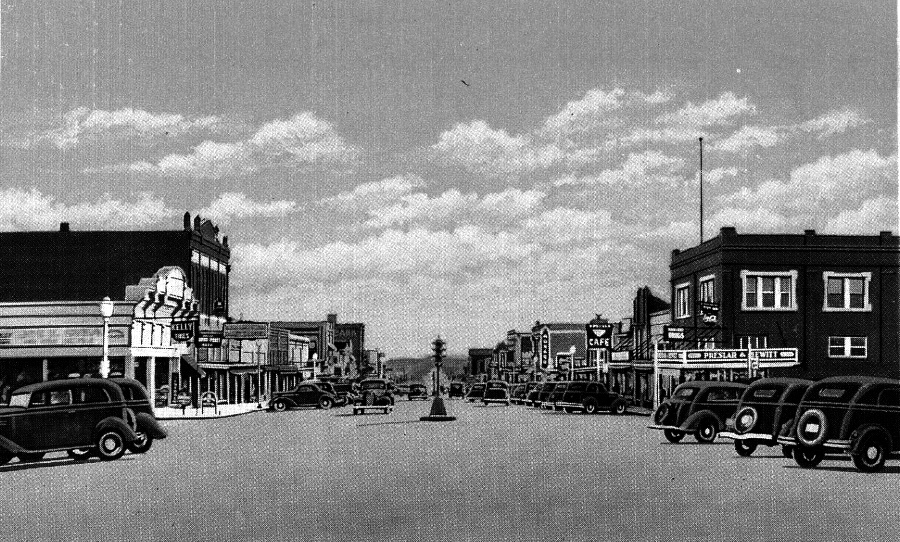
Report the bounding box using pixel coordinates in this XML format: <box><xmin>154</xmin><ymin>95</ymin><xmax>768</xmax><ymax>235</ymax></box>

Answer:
<box><xmin>685</xmin><ymin>349</ymin><xmax>747</xmax><ymax>362</ymax></box>
<box><xmin>0</xmin><ymin>327</ymin><xmax>128</xmax><ymax>347</ymax></box>
<box><xmin>196</xmin><ymin>331</ymin><xmax>223</xmax><ymax>347</ymax></box>
<box><xmin>699</xmin><ymin>302</ymin><xmax>719</xmax><ymax>325</ymax></box>
<box><xmin>664</xmin><ymin>326</ymin><xmax>686</xmax><ymax>341</ymax></box>
<box><xmin>541</xmin><ymin>329</ymin><xmax>550</xmax><ymax>367</ymax></box>
<box><xmin>586</xmin><ymin>323</ymin><xmax>614</xmax><ymax>348</ymax></box>
<box><xmin>171</xmin><ymin>318</ymin><xmax>197</xmax><ymax>342</ymax></box>
<box><xmin>656</xmin><ymin>350</ymin><xmax>685</xmax><ymax>361</ymax></box>
<box><xmin>611</xmin><ymin>351</ymin><xmax>631</xmax><ymax>362</ymax></box>
<box><xmin>222</xmin><ymin>322</ymin><xmax>269</xmax><ymax>340</ymax></box>
<box><xmin>751</xmin><ymin>348</ymin><xmax>799</xmax><ymax>368</ymax></box>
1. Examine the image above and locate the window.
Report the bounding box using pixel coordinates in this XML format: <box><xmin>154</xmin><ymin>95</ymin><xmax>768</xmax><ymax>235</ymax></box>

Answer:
<box><xmin>741</xmin><ymin>271</ymin><xmax>797</xmax><ymax>311</ymax></box>
<box><xmin>738</xmin><ymin>336</ymin><xmax>768</xmax><ymax>349</ymax></box>
<box><xmin>72</xmin><ymin>387</ymin><xmax>109</xmax><ymax>404</ymax></box>
<box><xmin>675</xmin><ymin>283</ymin><xmax>690</xmax><ymax>318</ymax></box>
<box><xmin>823</xmin><ymin>272</ymin><xmax>871</xmax><ymax>312</ymax></box>
<box><xmin>828</xmin><ymin>336</ymin><xmax>867</xmax><ymax>359</ymax></box>
<box><xmin>699</xmin><ymin>275</ymin><xmax>715</xmax><ymax>303</ymax></box>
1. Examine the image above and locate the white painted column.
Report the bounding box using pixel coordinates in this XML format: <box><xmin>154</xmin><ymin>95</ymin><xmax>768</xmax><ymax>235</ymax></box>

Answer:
<box><xmin>42</xmin><ymin>359</ymin><xmax>49</xmax><ymax>382</ymax></box>
<box><xmin>147</xmin><ymin>357</ymin><xmax>156</xmax><ymax>411</ymax></box>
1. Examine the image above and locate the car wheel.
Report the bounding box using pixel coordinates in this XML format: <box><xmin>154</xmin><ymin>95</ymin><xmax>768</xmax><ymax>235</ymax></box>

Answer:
<box><xmin>792</xmin><ymin>446</ymin><xmax>824</xmax><ymax>468</ymax></box>
<box><xmin>796</xmin><ymin>408</ymin><xmax>828</xmax><ymax>447</ymax></box>
<box><xmin>128</xmin><ymin>431</ymin><xmax>154</xmax><ymax>454</ymax></box>
<box><xmin>96</xmin><ymin>430</ymin><xmax>126</xmax><ymax>461</ymax></box>
<box><xmin>17</xmin><ymin>452</ymin><xmax>44</xmax><ymax>463</ymax></box>
<box><xmin>851</xmin><ymin>434</ymin><xmax>889</xmax><ymax>473</ymax></box>
<box><xmin>319</xmin><ymin>397</ymin><xmax>333</xmax><ymax>410</ymax></box>
<box><xmin>663</xmin><ymin>429</ymin><xmax>685</xmax><ymax>443</ymax></box>
<box><xmin>67</xmin><ymin>448</ymin><xmax>93</xmax><ymax>461</ymax></box>
<box><xmin>272</xmin><ymin>399</ymin><xmax>288</xmax><ymax>412</ymax></box>
<box><xmin>653</xmin><ymin>403</ymin><xmax>670</xmax><ymax>425</ymax></box>
<box><xmin>695</xmin><ymin>420</ymin><xmax>718</xmax><ymax>444</ymax></box>
<box><xmin>611</xmin><ymin>400</ymin><xmax>627</xmax><ymax>415</ymax></box>
<box><xmin>734</xmin><ymin>440</ymin><xmax>757</xmax><ymax>457</ymax></box>
<box><xmin>583</xmin><ymin>400</ymin><xmax>598</xmax><ymax>415</ymax></box>
<box><xmin>781</xmin><ymin>445</ymin><xmax>794</xmax><ymax>459</ymax></box>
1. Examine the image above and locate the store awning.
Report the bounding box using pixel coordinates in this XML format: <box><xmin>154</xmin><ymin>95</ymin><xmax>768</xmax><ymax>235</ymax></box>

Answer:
<box><xmin>264</xmin><ymin>365</ymin><xmax>299</xmax><ymax>374</ymax></box>
<box><xmin>180</xmin><ymin>354</ymin><xmax>206</xmax><ymax>378</ymax></box>
<box><xmin>228</xmin><ymin>365</ymin><xmax>262</xmax><ymax>375</ymax></box>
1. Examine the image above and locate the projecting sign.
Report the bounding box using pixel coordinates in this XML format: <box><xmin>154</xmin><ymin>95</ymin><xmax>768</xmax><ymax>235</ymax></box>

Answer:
<box><xmin>222</xmin><ymin>322</ymin><xmax>269</xmax><ymax>340</ymax></box>
<box><xmin>586</xmin><ymin>323</ymin><xmax>614</xmax><ymax>349</ymax></box>
<box><xmin>664</xmin><ymin>326</ymin><xmax>686</xmax><ymax>341</ymax></box>
<box><xmin>699</xmin><ymin>302</ymin><xmax>719</xmax><ymax>325</ymax></box>
<box><xmin>196</xmin><ymin>331</ymin><xmax>223</xmax><ymax>347</ymax></box>
<box><xmin>540</xmin><ymin>329</ymin><xmax>550</xmax><ymax>367</ymax></box>
<box><xmin>171</xmin><ymin>319</ymin><xmax>197</xmax><ymax>342</ymax></box>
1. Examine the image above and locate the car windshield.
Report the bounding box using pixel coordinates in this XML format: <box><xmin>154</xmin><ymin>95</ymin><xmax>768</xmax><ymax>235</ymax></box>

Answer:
<box><xmin>361</xmin><ymin>381</ymin><xmax>386</xmax><ymax>390</ymax></box>
<box><xmin>816</xmin><ymin>386</ymin><xmax>857</xmax><ymax>401</ymax></box>
<box><xmin>7</xmin><ymin>393</ymin><xmax>28</xmax><ymax>407</ymax></box>
<box><xmin>470</xmin><ymin>385</ymin><xmax>484</xmax><ymax>391</ymax></box>
<box><xmin>487</xmin><ymin>383</ymin><xmax>505</xmax><ymax>389</ymax></box>
<box><xmin>674</xmin><ymin>387</ymin><xmax>697</xmax><ymax>399</ymax></box>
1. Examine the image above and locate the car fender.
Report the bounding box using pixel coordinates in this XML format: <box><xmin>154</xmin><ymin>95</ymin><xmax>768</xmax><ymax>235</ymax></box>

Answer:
<box><xmin>0</xmin><ymin>433</ymin><xmax>24</xmax><ymax>454</ymax></box>
<box><xmin>135</xmin><ymin>412</ymin><xmax>168</xmax><ymax>439</ymax></box>
<box><xmin>681</xmin><ymin>410</ymin><xmax>722</xmax><ymax>432</ymax></box>
<box><xmin>95</xmin><ymin>417</ymin><xmax>138</xmax><ymax>443</ymax></box>
<box><xmin>272</xmin><ymin>396</ymin><xmax>298</xmax><ymax>408</ymax></box>
<box><xmin>849</xmin><ymin>425</ymin><xmax>893</xmax><ymax>456</ymax></box>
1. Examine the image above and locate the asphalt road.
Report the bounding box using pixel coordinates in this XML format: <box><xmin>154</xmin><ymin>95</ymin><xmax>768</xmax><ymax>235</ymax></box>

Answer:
<box><xmin>2</xmin><ymin>398</ymin><xmax>899</xmax><ymax>541</ymax></box>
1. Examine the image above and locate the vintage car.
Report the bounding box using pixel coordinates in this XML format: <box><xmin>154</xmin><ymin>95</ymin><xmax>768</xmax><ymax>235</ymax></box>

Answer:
<box><xmin>465</xmin><ymin>383</ymin><xmax>485</xmax><ymax>402</ymax></box>
<box><xmin>482</xmin><ymin>381</ymin><xmax>511</xmax><ymax>405</ymax></box>
<box><xmin>394</xmin><ymin>384</ymin><xmax>411</xmax><ymax>399</ymax></box>
<box><xmin>717</xmin><ymin>377</ymin><xmax>812</xmax><ymax>457</ymax></box>
<box><xmin>535</xmin><ymin>382</ymin><xmax>561</xmax><ymax>409</ymax></box>
<box><xmin>552</xmin><ymin>381</ymin><xmax>628</xmax><ymax>415</ymax></box>
<box><xmin>331</xmin><ymin>382</ymin><xmax>358</xmax><ymax>405</ymax></box>
<box><xmin>0</xmin><ymin>379</ymin><xmax>139</xmax><ymax>463</ymax></box>
<box><xmin>508</xmin><ymin>383</ymin><xmax>528</xmax><ymax>405</ymax></box>
<box><xmin>408</xmin><ymin>383</ymin><xmax>429</xmax><ymax>401</ymax></box>
<box><xmin>108</xmin><ymin>377</ymin><xmax>168</xmax><ymax>454</ymax></box>
<box><xmin>269</xmin><ymin>382</ymin><xmax>341</xmax><ymax>411</ymax></box>
<box><xmin>524</xmin><ymin>383</ymin><xmax>546</xmax><ymax>407</ymax></box>
<box><xmin>778</xmin><ymin>375</ymin><xmax>900</xmax><ymax>471</ymax></box>
<box><xmin>353</xmin><ymin>378</ymin><xmax>395</xmax><ymax>414</ymax></box>
<box><xmin>448</xmin><ymin>382</ymin><xmax>466</xmax><ymax>399</ymax></box>
<box><xmin>649</xmin><ymin>381</ymin><xmax>747</xmax><ymax>443</ymax></box>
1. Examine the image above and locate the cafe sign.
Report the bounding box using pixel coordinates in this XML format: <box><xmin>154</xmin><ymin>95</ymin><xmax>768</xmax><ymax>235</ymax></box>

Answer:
<box><xmin>586</xmin><ymin>323</ymin><xmax>613</xmax><ymax>349</ymax></box>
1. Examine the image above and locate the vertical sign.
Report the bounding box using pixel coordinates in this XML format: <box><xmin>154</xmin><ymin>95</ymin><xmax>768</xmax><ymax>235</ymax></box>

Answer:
<box><xmin>541</xmin><ymin>329</ymin><xmax>550</xmax><ymax>368</ymax></box>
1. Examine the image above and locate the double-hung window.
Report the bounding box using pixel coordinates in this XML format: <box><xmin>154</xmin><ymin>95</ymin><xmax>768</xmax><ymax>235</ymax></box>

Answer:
<box><xmin>699</xmin><ymin>275</ymin><xmax>715</xmax><ymax>303</ymax></box>
<box><xmin>823</xmin><ymin>272</ymin><xmax>871</xmax><ymax>312</ymax></box>
<box><xmin>741</xmin><ymin>270</ymin><xmax>798</xmax><ymax>311</ymax></box>
<box><xmin>828</xmin><ymin>336</ymin><xmax>867</xmax><ymax>359</ymax></box>
<box><xmin>675</xmin><ymin>283</ymin><xmax>690</xmax><ymax>318</ymax></box>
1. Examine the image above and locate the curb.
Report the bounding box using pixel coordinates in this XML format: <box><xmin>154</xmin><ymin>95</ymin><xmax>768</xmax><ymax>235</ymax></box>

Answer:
<box><xmin>156</xmin><ymin>407</ymin><xmax>266</xmax><ymax>421</ymax></box>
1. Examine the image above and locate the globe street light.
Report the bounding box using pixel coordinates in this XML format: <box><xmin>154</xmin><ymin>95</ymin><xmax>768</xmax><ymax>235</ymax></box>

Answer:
<box><xmin>99</xmin><ymin>296</ymin><xmax>114</xmax><ymax>378</ymax></box>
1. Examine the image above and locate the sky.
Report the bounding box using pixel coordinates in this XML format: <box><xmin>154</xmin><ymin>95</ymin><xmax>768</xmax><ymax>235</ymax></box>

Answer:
<box><xmin>0</xmin><ymin>0</ymin><xmax>897</xmax><ymax>356</ymax></box>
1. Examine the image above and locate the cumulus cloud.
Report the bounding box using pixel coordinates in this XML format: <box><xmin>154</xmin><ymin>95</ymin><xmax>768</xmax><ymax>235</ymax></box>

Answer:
<box><xmin>365</xmin><ymin>188</ymin><xmax>546</xmax><ymax>229</ymax></box>
<box><xmin>198</xmin><ymin>192</ymin><xmax>297</xmax><ymax>224</ymax></box>
<box><xmin>541</xmin><ymin>88</ymin><xmax>626</xmax><ymax>136</ymax></box>
<box><xmin>27</xmin><ymin>107</ymin><xmax>221</xmax><ymax>150</ymax></box>
<box><xmin>821</xmin><ymin>196</ymin><xmax>899</xmax><ymax>234</ymax></box>
<box><xmin>554</xmin><ymin>150</ymin><xmax>684</xmax><ymax>187</ymax></box>
<box><xmin>97</xmin><ymin>112</ymin><xmax>357</xmax><ymax>179</ymax></box>
<box><xmin>656</xmin><ymin>92</ymin><xmax>755</xmax><ymax>126</ymax></box>
<box><xmin>432</xmin><ymin>120</ymin><xmax>562</xmax><ymax>175</ymax></box>
<box><xmin>711</xmin><ymin>125</ymin><xmax>782</xmax><ymax>153</ymax></box>
<box><xmin>619</xmin><ymin>126</ymin><xmax>707</xmax><ymax>145</ymax></box>
<box><xmin>322</xmin><ymin>175</ymin><xmax>425</xmax><ymax>211</ymax></box>
<box><xmin>519</xmin><ymin>208</ymin><xmax>613</xmax><ymax>244</ymax></box>
<box><xmin>798</xmin><ymin>109</ymin><xmax>868</xmax><ymax>139</ymax></box>
<box><xmin>0</xmin><ymin>189</ymin><xmax>174</xmax><ymax>230</ymax></box>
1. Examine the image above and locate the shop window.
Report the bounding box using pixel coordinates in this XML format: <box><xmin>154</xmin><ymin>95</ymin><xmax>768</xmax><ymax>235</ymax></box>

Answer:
<box><xmin>823</xmin><ymin>272</ymin><xmax>871</xmax><ymax>312</ymax></box>
<box><xmin>741</xmin><ymin>271</ymin><xmax>797</xmax><ymax>311</ymax></box>
<box><xmin>828</xmin><ymin>336</ymin><xmax>867</xmax><ymax>359</ymax></box>
<box><xmin>675</xmin><ymin>283</ymin><xmax>690</xmax><ymax>318</ymax></box>
<box><xmin>699</xmin><ymin>275</ymin><xmax>715</xmax><ymax>303</ymax></box>
<box><xmin>738</xmin><ymin>336</ymin><xmax>768</xmax><ymax>349</ymax></box>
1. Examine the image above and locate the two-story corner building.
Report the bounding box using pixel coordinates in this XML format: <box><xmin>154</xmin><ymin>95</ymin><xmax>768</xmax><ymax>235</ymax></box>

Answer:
<box><xmin>530</xmin><ymin>322</ymin><xmax>587</xmax><ymax>381</ymax></box>
<box><xmin>467</xmin><ymin>348</ymin><xmax>492</xmax><ymax>380</ymax></box>
<box><xmin>611</xmin><ymin>287</ymin><xmax>671</xmax><ymax>409</ymax></box>
<box><xmin>270</xmin><ymin>319</ymin><xmax>338</xmax><ymax>377</ymax></box>
<box><xmin>665</xmin><ymin>227</ymin><xmax>899</xmax><ymax>389</ymax></box>
<box><xmin>333</xmin><ymin>315</ymin><xmax>366</xmax><ymax>377</ymax></box>
<box><xmin>502</xmin><ymin>330</ymin><xmax>534</xmax><ymax>383</ymax></box>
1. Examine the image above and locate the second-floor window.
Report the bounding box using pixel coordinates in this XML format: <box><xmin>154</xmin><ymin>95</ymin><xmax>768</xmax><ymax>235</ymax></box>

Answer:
<box><xmin>824</xmin><ymin>272</ymin><xmax>871</xmax><ymax>311</ymax></box>
<box><xmin>699</xmin><ymin>276</ymin><xmax>715</xmax><ymax>302</ymax></box>
<box><xmin>741</xmin><ymin>271</ymin><xmax>797</xmax><ymax>311</ymax></box>
<box><xmin>675</xmin><ymin>283</ymin><xmax>690</xmax><ymax>318</ymax></box>
<box><xmin>828</xmin><ymin>336</ymin><xmax>867</xmax><ymax>358</ymax></box>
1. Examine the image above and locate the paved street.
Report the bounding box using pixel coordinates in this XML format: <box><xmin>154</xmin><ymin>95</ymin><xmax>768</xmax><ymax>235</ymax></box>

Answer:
<box><xmin>2</xmin><ymin>400</ymin><xmax>899</xmax><ymax>542</ymax></box>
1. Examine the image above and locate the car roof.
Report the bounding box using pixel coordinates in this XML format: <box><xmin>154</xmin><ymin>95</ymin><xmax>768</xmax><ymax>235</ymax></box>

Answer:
<box><xmin>678</xmin><ymin>381</ymin><xmax>748</xmax><ymax>390</ymax></box>
<box><xmin>812</xmin><ymin>375</ymin><xmax>897</xmax><ymax>386</ymax></box>
<box><xmin>12</xmin><ymin>378</ymin><xmax>125</xmax><ymax>397</ymax></box>
<box><xmin>747</xmin><ymin>377</ymin><xmax>814</xmax><ymax>388</ymax></box>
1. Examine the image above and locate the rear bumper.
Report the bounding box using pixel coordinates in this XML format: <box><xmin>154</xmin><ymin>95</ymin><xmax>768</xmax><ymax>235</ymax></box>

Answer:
<box><xmin>555</xmin><ymin>401</ymin><xmax>584</xmax><ymax>410</ymax></box>
<box><xmin>647</xmin><ymin>424</ymin><xmax>686</xmax><ymax>432</ymax></box>
<box><xmin>718</xmin><ymin>431</ymin><xmax>772</xmax><ymax>442</ymax></box>
<box><xmin>776</xmin><ymin>436</ymin><xmax>850</xmax><ymax>450</ymax></box>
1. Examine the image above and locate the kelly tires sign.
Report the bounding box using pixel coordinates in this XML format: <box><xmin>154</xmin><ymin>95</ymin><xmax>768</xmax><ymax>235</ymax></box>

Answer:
<box><xmin>171</xmin><ymin>318</ymin><xmax>198</xmax><ymax>342</ymax></box>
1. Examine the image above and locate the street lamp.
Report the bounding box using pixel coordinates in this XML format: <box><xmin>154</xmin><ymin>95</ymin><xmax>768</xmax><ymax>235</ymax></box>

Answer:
<box><xmin>568</xmin><ymin>345</ymin><xmax>576</xmax><ymax>381</ymax></box>
<box><xmin>99</xmin><ymin>297</ymin><xmax>114</xmax><ymax>378</ymax></box>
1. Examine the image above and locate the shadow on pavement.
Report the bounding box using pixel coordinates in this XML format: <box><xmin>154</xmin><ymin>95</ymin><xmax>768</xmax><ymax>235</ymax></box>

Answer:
<box><xmin>782</xmin><ymin>463</ymin><xmax>900</xmax><ymax>474</ymax></box>
<box><xmin>356</xmin><ymin>419</ymin><xmax>423</xmax><ymax>427</ymax></box>
<box><xmin>0</xmin><ymin>455</ymin><xmax>137</xmax><ymax>473</ymax></box>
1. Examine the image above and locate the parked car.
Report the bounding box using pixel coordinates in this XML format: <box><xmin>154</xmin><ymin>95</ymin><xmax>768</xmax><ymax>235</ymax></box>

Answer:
<box><xmin>717</xmin><ymin>377</ymin><xmax>812</xmax><ymax>457</ymax></box>
<box><xmin>535</xmin><ymin>382</ymin><xmax>560</xmax><ymax>409</ymax></box>
<box><xmin>778</xmin><ymin>375</ymin><xmax>900</xmax><ymax>471</ymax></box>
<box><xmin>544</xmin><ymin>381</ymin><xmax>571</xmax><ymax>410</ymax></box>
<box><xmin>331</xmin><ymin>382</ymin><xmax>358</xmax><ymax>405</ymax></box>
<box><xmin>307</xmin><ymin>381</ymin><xmax>348</xmax><ymax>407</ymax></box>
<box><xmin>553</xmin><ymin>381</ymin><xmax>628</xmax><ymax>415</ymax></box>
<box><xmin>649</xmin><ymin>381</ymin><xmax>747</xmax><ymax>443</ymax></box>
<box><xmin>509</xmin><ymin>383</ymin><xmax>527</xmax><ymax>405</ymax></box>
<box><xmin>408</xmin><ymin>384</ymin><xmax>429</xmax><ymax>401</ymax></box>
<box><xmin>394</xmin><ymin>384</ymin><xmax>411</xmax><ymax>399</ymax></box>
<box><xmin>482</xmin><ymin>381</ymin><xmax>510</xmax><ymax>406</ymax></box>
<box><xmin>524</xmin><ymin>383</ymin><xmax>546</xmax><ymax>407</ymax></box>
<box><xmin>0</xmin><ymin>379</ymin><xmax>139</xmax><ymax>463</ymax></box>
<box><xmin>108</xmin><ymin>377</ymin><xmax>168</xmax><ymax>454</ymax></box>
<box><xmin>448</xmin><ymin>382</ymin><xmax>465</xmax><ymax>399</ymax></box>
<box><xmin>356</xmin><ymin>378</ymin><xmax>395</xmax><ymax>407</ymax></box>
<box><xmin>465</xmin><ymin>383</ymin><xmax>485</xmax><ymax>402</ymax></box>
<box><xmin>269</xmin><ymin>382</ymin><xmax>341</xmax><ymax>411</ymax></box>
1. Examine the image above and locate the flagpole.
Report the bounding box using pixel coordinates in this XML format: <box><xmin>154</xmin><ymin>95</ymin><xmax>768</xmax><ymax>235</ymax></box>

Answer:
<box><xmin>699</xmin><ymin>137</ymin><xmax>704</xmax><ymax>244</ymax></box>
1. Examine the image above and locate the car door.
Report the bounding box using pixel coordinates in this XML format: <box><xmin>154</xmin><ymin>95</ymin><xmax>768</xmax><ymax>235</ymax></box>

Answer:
<box><xmin>69</xmin><ymin>385</ymin><xmax>113</xmax><ymax>447</ymax></box>
<box><xmin>708</xmin><ymin>388</ymin><xmax>740</xmax><ymax>422</ymax></box>
<box><xmin>877</xmin><ymin>387</ymin><xmax>900</xmax><ymax>445</ymax></box>
<box><xmin>28</xmin><ymin>389</ymin><xmax>72</xmax><ymax>450</ymax></box>
<box><xmin>295</xmin><ymin>384</ymin><xmax>316</xmax><ymax>406</ymax></box>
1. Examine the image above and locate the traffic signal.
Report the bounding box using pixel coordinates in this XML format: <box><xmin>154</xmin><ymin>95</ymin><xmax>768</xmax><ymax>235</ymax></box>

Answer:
<box><xmin>432</xmin><ymin>337</ymin><xmax>446</xmax><ymax>366</ymax></box>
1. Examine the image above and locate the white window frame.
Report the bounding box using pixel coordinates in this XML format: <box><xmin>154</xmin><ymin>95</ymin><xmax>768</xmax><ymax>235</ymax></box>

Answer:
<box><xmin>828</xmin><ymin>336</ymin><xmax>868</xmax><ymax>359</ymax></box>
<box><xmin>698</xmin><ymin>274</ymin><xmax>716</xmax><ymax>303</ymax></box>
<box><xmin>823</xmin><ymin>272</ymin><xmax>872</xmax><ymax>312</ymax></box>
<box><xmin>741</xmin><ymin>270</ymin><xmax>798</xmax><ymax>311</ymax></box>
<box><xmin>675</xmin><ymin>282</ymin><xmax>691</xmax><ymax>318</ymax></box>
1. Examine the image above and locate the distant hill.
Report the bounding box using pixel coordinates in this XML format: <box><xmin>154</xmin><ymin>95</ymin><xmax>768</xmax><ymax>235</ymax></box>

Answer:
<box><xmin>387</xmin><ymin>355</ymin><xmax>467</xmax><ymax>383</ymax></box>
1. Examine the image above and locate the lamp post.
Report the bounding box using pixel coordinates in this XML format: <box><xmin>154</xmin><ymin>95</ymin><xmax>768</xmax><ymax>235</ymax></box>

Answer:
<box><xmin>568</xmin><ymin>345</ymin><xmax>576</xmax><ymax>381</ymax></box>
<box><xmin>99</xmin><ymin>297</ymin><xmax>114</xmax><ymax>378</ymax></box>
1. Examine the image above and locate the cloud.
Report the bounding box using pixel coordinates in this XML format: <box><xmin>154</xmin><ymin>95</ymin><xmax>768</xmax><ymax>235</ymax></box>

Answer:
<box><xmin>0</xmin><ymin>189</ymin><xmax>174</xmax><ymax>230</ymax></box>
<box><xmin>431</xmin><ymin>120</ymin><xmax>562</xmax><ymax>175</ymax></box>
<box><xmin>519</xmin><ymin>208</ymin><xmax>613</xmax><ymax>244</ymax></box>
<box><xmin>554</xmin><ymin>150</ymin><xmax>684</xmax><ymax>187</ymax></box>
<box><xmin>619</xmin><ymin>126</ymin><xmax>707</xmax><ymax>145</ymax></box>
<box><xmin>29</xmin><ymin>107</ymin><xmax>221</xmax><ymax>150</ymax></box>
<box><xmin>97</xmin><ymin>112</ymin><xmax>357</xmax><ymax>179</ymax></box>
<box><xmin>821</xmin><ymin>196</ymin><xmax>898</xmax><ymax>234</ymax></box>
<box><xmin>198</xmin><ymin>192</ymin><xmax>297</xmax><ymax>224</ymax></box>
<box><xmin>711</xmin><ymin>126</ymin><xmax>782</xmax><ymax>153</ymax></box>
<box><xmin>322</xmin><ymin>175</ymin><xmax>425</xmax><ymax>211</ymax></box>
<box><xmin>798</xmin><ymin>109</ymin><xmax>868</xmax><ymax>139</ymax></box>
<box><xmin>365</xmin><ymin>188</ymin><xmax>546</xmax><ymax>229</ymax></box>
<box><xmin>540</xmin><ymin>88</ymin><xmax>626</xmax><ymax>136</ymax></box>
<box><xmin>656</xmin><ymin>92</ymin><xmax>755</xmax><ymax>126</ymax></box>
<box><xmin>706</xmin><ymin>206</ymin><xmax>792</xmax><ymax>233</ymax></box>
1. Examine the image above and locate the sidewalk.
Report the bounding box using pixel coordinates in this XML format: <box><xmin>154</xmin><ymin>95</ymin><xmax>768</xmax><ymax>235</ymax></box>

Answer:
<box><xmin>155</xmin><ymin>401</ymin><xmax>268</xmax><ymax>420</ymax></box>
<box><xmin>628</xmin><ymin>406</ymin><xmax>653</xmax><ymax>416</ymax></box>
